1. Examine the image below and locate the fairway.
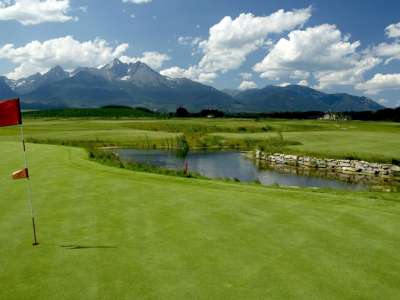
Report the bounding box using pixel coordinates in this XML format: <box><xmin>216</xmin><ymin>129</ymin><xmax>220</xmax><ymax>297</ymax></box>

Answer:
<box><xmin>215</xmin><ymin>129</ymin><xmax>400</xmax><ymax>161</ymax></box>
<box><xmin>2</xmin><ymin>119</ymin><xmax>400</xmax><ymax>163</ymax></box>
<box><xmin>2</xmin><ymin>0</ymin><xmax>400</xmax><ymax>298</ymax></box>
<box><xmin>1</xmin><ymin>141</ymin><xmax>400</xmax><ymax>299</ymax></box>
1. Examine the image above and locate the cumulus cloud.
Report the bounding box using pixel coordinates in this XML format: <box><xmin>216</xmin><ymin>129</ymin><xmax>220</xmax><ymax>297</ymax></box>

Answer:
<box><xmin>122</xmin><ymin>0</ymin><xmax>152</xmax><ymax>4</ymax></box>
<box><xmin>160</xmin><ymin>66</ymin><xmax>217</xmax><ymax>84</ymax></box>
<box><xmin>239</xmin><ymin>80</ymin><xmax>257</xmax><ymax>90</ymax></box>
<box><xmin>0</xmin><ymin>36</ymin><xmax>129</xmax><ymax>79</ymax></box>
<box><xmin>385</xmin><ymin>22</ymin><xmax>400</xmax><ymax>39</ymax></box>
<box><xmin>0</xmin><ymin>0</ymin><xmax>75</xmax><ymax>25</ymax></box>
<box><xmin>374</xmin><ymin>42</ymin><xmax>400</xmax><ymax>63</ymax></box>
<box><xmin>162</xmin><ymin>7</ymin><xmax>311</xmax><ymax>84</ymax></box>
<box><xmin>177</xmin><ymin>36</ymin><xmax>202</xmax><ymax>55</ymax></box>
<box><xmin>371</xmin><ymin>22</ymin><xmax>400</xmax><ymax>65</ymax></box>
<box><xmin>120</xmin><ymin>51</ymin><xmax>170</xmax><ymax>70</ymax></box>
<box><xmin>316</xmin><ymin>55</ymin><xmax>380</xmax><ymax>89</ymax></box>
<box><xmin>197</xmin><ymin>7</ymin><xmax>312</xmax><ymax>74</ymax></box>
<box><xmin>254</xmin><ymin>24</ymin><xmax>380</xmax><ymax>89</ymax></box>
<box><xmin>374</xmin><ymin>23</ymin><xmax>400</xmax><ymax>64</ymax></box>
<box><xmin>78</xmin><ymin>6</ymin><xmax>88</xmax><ymax>13</ymax></box>
<box><xmin>355</xmin><ymin>73</ymin><xmax>400</xmax><ymax>95</ymax></box>
<box><xmin>298</xmin><ymin>80</ymin><xmax>308</xmax><ymax>86</ymax></box>
<box><xmin>240</xmin><ymin>72</ymin><xmax>253</xmax><ymax>80</ymax></box>
<box><xmin>178</xmin><ymin>36</ymin><xmax>202</xmax><ymax>47</ymax></box>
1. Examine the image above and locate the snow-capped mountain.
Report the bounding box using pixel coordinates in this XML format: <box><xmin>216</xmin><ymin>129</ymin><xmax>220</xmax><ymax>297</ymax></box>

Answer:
<box><xmin>0</xmin><ymin>76</ymin><xmax>17</xmax><ymax>99</ymax></box>
<box><xmin>0</xmin><ymin>59</ymin><xmax>384</xmax><ymax>112</ymax></box>
<box><xmin>101</xmin><ymin>59</ymin><xmax>170</xmax><ymax>87</ymax></box>
<box><xmin>12</xmin><ymin>66</ymin><xmax>69</xmax><ymax>95</ymax></box>
<box><xmin>11</xmin><ymin>59</ymin><xmax>233</xmax><ymax>111</ymax></box>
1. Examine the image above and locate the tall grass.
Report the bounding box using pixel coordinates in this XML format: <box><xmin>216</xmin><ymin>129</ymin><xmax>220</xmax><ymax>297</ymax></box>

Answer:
<box><xmin>87</xmin><ymin>146</ymin><xmax>205</xmax><ymax>179</ymax></box>
<box><xmin>26</xmin><ymin>131</ymin><xmax>299</xmax><ymax>153</ymax></box>
<box><xmin>23</xmin><ymin>107</ymin><xmax>159</xmax><ymax>119</ymax></box>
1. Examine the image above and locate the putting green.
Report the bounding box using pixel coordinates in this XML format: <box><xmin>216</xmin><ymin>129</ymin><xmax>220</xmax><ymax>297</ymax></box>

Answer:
<box><xmin>1</xmin><ymin>142</ymin><xmax>400</xmax><ymax>299</ymax></box>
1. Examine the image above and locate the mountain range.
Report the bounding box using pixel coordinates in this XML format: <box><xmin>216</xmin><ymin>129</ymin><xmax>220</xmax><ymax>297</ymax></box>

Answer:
<box><xmin>0</xmin><ymin>59</ymin><xmax>384</xmax><ymax>112</ymax></box>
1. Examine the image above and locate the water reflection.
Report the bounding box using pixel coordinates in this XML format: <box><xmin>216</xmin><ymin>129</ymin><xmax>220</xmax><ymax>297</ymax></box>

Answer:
<box><xmin>116</xmin><ymin>149</ymin><xmax>369</xmax><ymax>191</ymax></box>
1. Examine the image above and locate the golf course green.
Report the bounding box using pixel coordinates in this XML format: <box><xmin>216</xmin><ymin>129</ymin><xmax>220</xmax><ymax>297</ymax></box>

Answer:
<box><xmin>1</xmin><ymin>118</ymin><xmax>400</xmax><ymax>299</ymax></box>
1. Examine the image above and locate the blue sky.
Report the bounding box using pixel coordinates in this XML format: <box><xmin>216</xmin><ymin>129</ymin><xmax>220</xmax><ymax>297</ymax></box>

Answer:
<box><xmin>0</xmin><ymin>0</ymin><xmax>400</xmax><ymax>107</ymax></box>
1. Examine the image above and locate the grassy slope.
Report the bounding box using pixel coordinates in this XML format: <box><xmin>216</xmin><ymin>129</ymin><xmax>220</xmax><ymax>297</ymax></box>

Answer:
<box><xmin>2</xmin><ymin>119</ymin><xmax>399</xmax><ymax>148</ymax></box>
<box><xmin>5</xmin><ymin>118</ymin><xmax>399</xmax><ymax>162</ymax></box>
<box><xmin>0</xmin><ymin>120</ymin><xmax>180</xmax><ymax>147</ymax></box>
<box><xmin>216</xmin><ymin>130</ymin><xmax>400</xmax><ymax>161</ymax></box>
<box><xmin>1</xmin><ymin>141</ymin><xmax>400</xmax><ymax>299</ymax></box>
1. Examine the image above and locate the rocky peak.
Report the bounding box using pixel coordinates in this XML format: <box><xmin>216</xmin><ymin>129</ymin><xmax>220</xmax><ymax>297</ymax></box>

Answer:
<box><xmin>101</xmin><ymin>58</ymin><xmax>130</xmax><ymax>79</ymax></box>
<box><xmin>45</xmin><ymin>65</ymin><xmax>69</xmax><ymax>79</ymax></box>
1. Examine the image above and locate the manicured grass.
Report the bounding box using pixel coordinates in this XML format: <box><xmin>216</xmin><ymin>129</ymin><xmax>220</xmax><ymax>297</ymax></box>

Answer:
<box><xmin>1</xmin><ymin>141</ymin><xmax>400</xmax><ymax>299</ymax></box>
<box><xmin>1</xmin><ymin>119</ymin><xmax>399</xmax><ymax>162</ymax></box>
<box><xmin>215</xmin><ymin>129</ymin><xmax>400</xmax><ymax>162</ymax></box>
<box><xmin>0</xmin><ymin>120</ymin><xmax>180</xmax><ymax>147</ymax></box>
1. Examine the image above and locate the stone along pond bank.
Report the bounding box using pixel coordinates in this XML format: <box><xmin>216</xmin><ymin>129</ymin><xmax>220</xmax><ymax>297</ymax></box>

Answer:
<box><xmin>253</xmin><ymin>150</ymin><xmax>400</xmax><ymax>187</ymax></box>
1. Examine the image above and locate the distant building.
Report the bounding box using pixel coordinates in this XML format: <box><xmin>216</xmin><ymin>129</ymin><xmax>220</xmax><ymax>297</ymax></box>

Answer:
<box><xmin>320</xmin><ymin>112</ymin><xmax>350</xmax><ymax>121</ymax></box>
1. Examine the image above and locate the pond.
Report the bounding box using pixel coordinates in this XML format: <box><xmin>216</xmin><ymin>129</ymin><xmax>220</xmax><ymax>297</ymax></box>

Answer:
<box><xmin>116</xmin><ymin>149</ymin><xmax>368</xmax><ymax>191</ymax></box>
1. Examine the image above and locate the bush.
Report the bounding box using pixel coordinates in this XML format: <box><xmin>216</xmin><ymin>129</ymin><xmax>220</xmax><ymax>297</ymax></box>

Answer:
<box><xmin>176</xmin><ymin>107</ymin><xmax>190</xmax><ymax>117</ymax></box>
<box><xmin>176</xmin><ymin>135</ymin><xmax>190</xmax><ymax>157</ymax></box>
<box><xmin>87</xmin><ymin>147</ymin><xmax>205</xmax><ymax>179</ymax></box>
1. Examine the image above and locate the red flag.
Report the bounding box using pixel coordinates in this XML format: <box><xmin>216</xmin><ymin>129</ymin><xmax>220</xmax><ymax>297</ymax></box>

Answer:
<box><xmin>12</xmin><ymin>168</ymin><xmax>29</xmax><ymax>180</ymax></box>
<box><xmin>0</xmin><ymin>98</ymin><xmax>22</xmax><ymax>127</ymax></box>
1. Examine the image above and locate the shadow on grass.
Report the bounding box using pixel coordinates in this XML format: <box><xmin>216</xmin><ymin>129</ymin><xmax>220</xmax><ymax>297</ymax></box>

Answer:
<box><xmin>59</xmin><ymin>244</ymin><xmax>117</xmax><ymax>250</ymax></box>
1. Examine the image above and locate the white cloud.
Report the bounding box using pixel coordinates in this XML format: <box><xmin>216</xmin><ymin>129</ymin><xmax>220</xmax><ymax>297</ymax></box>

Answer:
<box><xmin>0</xmin><ymin>0</ymin><xmax>75</xmax><ymax>25</ymax></box>
<box><xmin>0</xmin><ymin>36</ymin><xmax>129</xmax><ymax>79</ymax></box>
<box><xmin>240</xmin><ymin>72</ymin><xmax>252</xmax><ymax>80</ymax></box>
<box><xmin>163</xmin><ymin>7</ymin><xmax>311</xmax><ymax>84</ymax></box>
<box><xmin>160</xmin><ymin>66</ymin><xmax>217</xmax><ymax>84</ymax></box>
<box><xmin>374</xmin><ymin>42</ymin><xmax>400</xmax><ymax>63</ymax></box>
<box><xmin>298</xmin><ymin>80</ymin><xmax>308</xmax><ymax>86</ymax></box>
<box><xmin>122</xmin><ymin>0</ymin><xmax>152</xmax><ymax>4</ymax></box>
<box><xmin>177</xmin><ymin>36</ymin><xmax>202</xmax><ymax>56</ymax></box>
<box><xmin>371</xmin><ymin>21</ymin><xmax>400</xmax><ymax>64</ymax></box>
<box><xmin>197</xmin><ymin>7</ymin><xmax>312</xmax><ymax>74</ymax></box>
<box><xmin>385</xmin><ymin>22</ymin><xmax>400</xmax><ymax>39</ymax></box>
<box><xmin>78</xmin><ymin>6</ymin><xmax>88</xmax><ymax>13</ymax></box>
<box><xmin>315</xmin><ymin>55</ymin><xmax>380</xmax><ymax>89</ymax></box>
<box><xmin>254</xmin><ymin>24</ymin><xmax>380</xmax><ymax>89</ymax></box>
<box><xmin>376</xmin><ymin>98</ymin><xmax>400</xmax><ymax>108</ymax></box>
<box><xmin>120</xmin><ymin>51</ymin><xmax>170</xmax><ymax>70</ymax></box>
<box><xmin>239</xmin><ymin>80</ymin><xmax>257</xmax><ymax>90</ymax></box>
<box><xmin>178</xmin><ymin>36</ymin><xmax>202</xmax><ymax>47</ymax></box>
<box><xmin>378</xmin><ymin>98</ymin><xmax>386</xmax><ymax>105</ymax></box>
<box><xmin>0</xmin><ymin>36</ymin><xmax>169</xmax><ymax>79</ymax></box>
<box><xmin>160</xmin><ymin>66</ymin><xmax>186</xmax><ymax>77</ymax></box>
<box><xmin>355</xmin><ymin>73</ymin><xmax>400</xmax><ymax>95</ymax></box>
<box><xmin>278</xmin><ymin>82</ymin><xmax>290</xmax><ymax>87</ymax></box>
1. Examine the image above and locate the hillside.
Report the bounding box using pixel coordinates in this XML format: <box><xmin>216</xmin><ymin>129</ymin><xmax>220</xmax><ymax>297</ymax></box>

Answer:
<box><xmin>0</xmin><ymin>60</ymin><xmax>384</xmax><ymax>112</ymax></box>
<box><xmin>233</xmin><ymin>85</ymin><xmax>384</xmax><ymax>112</ymax></box>
<box><xmin>0</xmin><ymin>77</ymin><xmax>17</xmax><ymax>99</ymax></box>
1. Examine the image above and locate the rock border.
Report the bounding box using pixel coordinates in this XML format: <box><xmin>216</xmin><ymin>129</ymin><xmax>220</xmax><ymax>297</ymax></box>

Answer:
<box><xmin>254</xmin><ymin>150</ymin><xmax>400</xmax><ymax>179</ymax></box>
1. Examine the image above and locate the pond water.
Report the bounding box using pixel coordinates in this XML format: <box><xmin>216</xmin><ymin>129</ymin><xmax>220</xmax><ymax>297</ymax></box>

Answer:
<box><xmin>116</xmin><ymin>149</ymin><xmax>368</xmax><ymax>191</ymax></box>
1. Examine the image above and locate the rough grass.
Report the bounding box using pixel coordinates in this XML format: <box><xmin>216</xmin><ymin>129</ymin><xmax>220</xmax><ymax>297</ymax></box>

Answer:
<box><xmin>214</xmin><ymin>129</ymin><xmax>400</xmax><ymax>164</ymax></box>
<box><xmin>22</xmin><ymin>107</ymin><xmax>159</xmax><ymax>118</ymax></box>
<box><xmin>1</xmin><ymin>142</ymin><xmax>400</xmax><ymax>299</ymax></box>
<box><xmin>87</xmin><ymin>146</ymin><xmax>204</xmax><ymax>179</ymax></box>
<box><xmin>1</xmin><ymin>118</ymin><xmax>399</xmax><ymax>160</ymax></box>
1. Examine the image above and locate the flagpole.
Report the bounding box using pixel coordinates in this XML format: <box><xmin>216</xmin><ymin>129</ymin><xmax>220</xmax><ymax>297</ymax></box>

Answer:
<box><xmin>19</xmin><ymin>124</ymin><xmax>38</xmax><ymax>246</ymax></box>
